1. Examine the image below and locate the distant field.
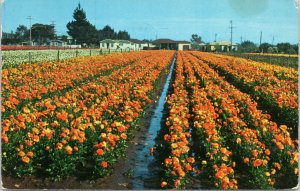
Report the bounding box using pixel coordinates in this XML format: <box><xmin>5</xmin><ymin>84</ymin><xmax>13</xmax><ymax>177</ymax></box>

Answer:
<box><xmin>1</xmin><ymin>49</ymin><xmax>123</xmax><ymax>68</ymax></box>
<box><xmin>222</xmin><ymin>52</ymin><xmax>298</xmax><ymax>68</ymax></box>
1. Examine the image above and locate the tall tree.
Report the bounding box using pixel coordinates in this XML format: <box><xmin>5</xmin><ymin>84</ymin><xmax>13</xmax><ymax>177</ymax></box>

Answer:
<box><xmin>14</xmin><ymin>25</ymin><xmax>29</xmax><ymax>42</ymax></box>
<box><xmin>66</xmin><ymin>3</ymin><xmax>98</xmax><ymax>45</ymax></box>
<box><xmin>259</xmin><ymin>42</ymin><xmax>272</xmax><ymax>53</ymax></box>
<box><xmin>117</xmin><ymin>30</ymin><xmax>130</xmax><ymax>40</ymax></box>
<box><xmin>99</xmin><ymin>25</ymin><xmax>117</xmax><ymax>40</ymax></box>
<box><xmin>31</xmin><ymin>23</ymin><xmax>55</xmax><ymax>44</ymax></box>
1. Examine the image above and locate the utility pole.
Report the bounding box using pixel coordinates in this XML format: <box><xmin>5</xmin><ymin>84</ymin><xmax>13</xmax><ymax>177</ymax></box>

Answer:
<box><xmin>240</xmin><ymin>36</ymin><xmax>243</xmax><ymax>44</ymax></box>
<box><xmin>27</xmin><ymin>16</ymin><xmax>32</xmax><ymax>46</ymax></box>
<box><xmin>50</xmin><ymin>21</ymin><xmax>56</xmax><ymax>38</ymax></box>
<box><xmin>259</xmin><ymin>31</ymin><xmax>262</xmax><ymax>52</ymax></box>
<box><xmin>214</xmin><ymin>33</ymin><xmax>217</xmax><ymax>42</ymax></box>
<box><xmin>272</xmin><ymin>36</ymin><xmax>274</xmax><ymax>46</ymax></box>
<box><xmin>229</xmin><ymin>20</ymin><xmax>235</xmax><ymax>51</ymax></box>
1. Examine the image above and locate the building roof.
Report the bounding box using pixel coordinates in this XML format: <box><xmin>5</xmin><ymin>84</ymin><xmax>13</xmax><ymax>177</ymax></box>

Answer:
<box><xmin>152</xmin><ymin>39</ymin><xmax>176</xmax><ymax>44</ymax></box>
<box><xmin>176</xmin><ymin>40</ymin><xmax>191</xmax><ymax>44</ymax></box>
<box><xmin>49</xmin><ymin>40</ymin><xmax>66</xmax><ymax>43</ymax></box>
<box><xmin>100</xmin><ymin>39</ymin><xmax>133</xmax><ymax>44</ymax></box>
<box><xmin>129</xmin><ymin>39</ymin><xmax>143</xmax><ymax>44</ymax></box>
<box><xmin>152</xmin><ymin>39</ymin><xmax>191</xmax><ymax>44</ymax></box>
<box><xmin>116</xmin><ymin>40</ymin><xmax>132</xmax><ymax>44</ymax></box>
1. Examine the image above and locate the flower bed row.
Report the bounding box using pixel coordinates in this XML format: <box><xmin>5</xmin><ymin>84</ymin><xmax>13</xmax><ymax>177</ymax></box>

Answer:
<box><xmin>192</xmin><ymin>52</ymin><xmax>298</xmax><ymax>138</ymax></box>
<box><xmin>181</xmin><ymin>52</ymin><xmax>238</xmax><ymax>189</ymax></box>
<box><xmin>183</xmin><ymin>52</ymin><xmax>298</xmax><ymax>188</ymax></box>
<box><xmin>160</xmin><ymin>53</ymin><xmax>193</xmax><ymax>189</ymax></box>
<box><xmin>1</xmin><ymin>50</ymin><xmax>175</xmax><ymax>181</ymax></box>
<box><xmin>2</xmin><ymin>51</ymin><xmax>152</xmax><ymax>116</ymax></box>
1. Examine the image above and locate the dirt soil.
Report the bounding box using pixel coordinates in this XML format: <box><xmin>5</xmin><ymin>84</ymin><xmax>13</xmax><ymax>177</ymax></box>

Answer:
<box><xmin>1</xmin><ymin>65</ymin><xmax>170</xmax><ymax>190</ymax></box>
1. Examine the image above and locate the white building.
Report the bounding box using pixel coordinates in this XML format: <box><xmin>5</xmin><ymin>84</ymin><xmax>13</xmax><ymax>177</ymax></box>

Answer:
<box><xmin>100</xmin><ymin>39</ymin><xmax>136</xmax><ymax>50</ymax></box>
<box><xmin>152</xmin><ymin>39</ymin><xmax>191</xmax><ymax>50</ymax></box>
<box><xmin>207</xmin><ymin>41</ymin><xmax>238</xmax><ymax>52</ymax></box>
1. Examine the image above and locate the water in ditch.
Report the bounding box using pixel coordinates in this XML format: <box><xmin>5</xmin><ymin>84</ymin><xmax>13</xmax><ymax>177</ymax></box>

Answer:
<box><xmin>130</xmin><ymin>56</ymin><xmax>176</xmax><ymax>189</ymax></box>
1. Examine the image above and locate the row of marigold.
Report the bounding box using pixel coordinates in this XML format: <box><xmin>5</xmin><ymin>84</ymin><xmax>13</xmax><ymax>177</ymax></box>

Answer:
<box><xmin>158</xmin><ymin>51</ymin><xmax>298</xmax><ymax>189</ymax></box>
<box><xmin>2</xmin><ymin>51</ymin><xmax>152</xmax><ymax>115</ymax></box>
<box><xmin>192</xmin><ymin>52</ymin><xmax>298</xmax><ymax>137</ymax></box>
<box><xmin>184</xmin><ymin>51</ymin><xmax>298</xmax><ymax>188</ymax></box>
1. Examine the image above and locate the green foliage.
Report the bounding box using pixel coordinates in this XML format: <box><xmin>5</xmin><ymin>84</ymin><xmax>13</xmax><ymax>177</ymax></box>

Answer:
<box><xmin>259</xmin><ymin>42</ymin><xmax>272</xmax><ymax>53</ymax></box>
<box><xmin>238</xmin><ymin>40</ymin><xmax>258</xmax><ymax>53</ymax></box>
<box><xmin>31</xmin><ymin>23</ymin><xmax>55</xmax><ymax>44</ymax></box>
<box><xmin>66</xmin><ymin>3</ymin><xmax>98</xmax><ymax>45</ymax></box>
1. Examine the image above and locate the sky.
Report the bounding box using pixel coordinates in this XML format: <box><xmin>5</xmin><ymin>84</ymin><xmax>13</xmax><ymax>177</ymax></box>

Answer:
<box><xmin>1</xmin><ymin>0</ymin><xmax>299</xmax><ymax>44</ymax></box>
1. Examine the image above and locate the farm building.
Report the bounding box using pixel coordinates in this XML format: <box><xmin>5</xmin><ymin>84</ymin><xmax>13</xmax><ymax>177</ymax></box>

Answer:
<box><xmin>207</xmin><ymin>41</ymin><xmax>238</xmax><ymax>52</ymax></box>
<box><xmin>128</xmin><ymin>39</ymin><xmax>152</xmax><ymax>50</ymax></box>
<box><xmin>152</xmin><ymin>39</ymin><xmax>191</xmax><ymax>50</ymax></box>
<box><xmin>100</xmin><ymin>39</ymin><xmax>137</xmax><ymax>50</ymax></box>
<box><xmin>48</xmin><ymin>40</ymin><xmax>67</xmax><ymax>47</ymax></box>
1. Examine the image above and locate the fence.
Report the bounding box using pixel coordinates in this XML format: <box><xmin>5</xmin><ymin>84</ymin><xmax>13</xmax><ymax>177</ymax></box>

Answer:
<box><xmin>1</xmin><ymin>48</ymin><xmax>131</xmax><ymax>68</ymax></box>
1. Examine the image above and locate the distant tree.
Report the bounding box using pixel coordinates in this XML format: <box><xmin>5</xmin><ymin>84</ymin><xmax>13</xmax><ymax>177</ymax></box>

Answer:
<box><xmin>190</xmin><ymin>34</ymin><xmax>202</xmax><ymax>44</ymax></box>
<box><xmin>14</xmin><ymin>25</ymin><xmax>29</xmax><ymax>42</ymax></box>
<box><xmin>99</xmin><ymin>25</ymin><xmax>117</xmax><ymax>40</ymax></box>
<box><xmin>286</xmin><ymin>47</ymin><xmax>297</xmax><ymax>54</ymax></box>
<box><xmin>31</xmin><ymin>23</ymin><xmax>55</xmax><ymax>44</ymax></box>
<box><xmin>190</xmin><ymin>34</ymin><xmax>203</xmax><ymax>50</ymax></box>
<box><xmin>260</xmin><ymin>42</ymin><xmax>272</xmax><ymax>53</ymax></box>
<box><xmin>66</xmin><ymin>3</ymin><xmax>98</xmax><ymax>45</ymax></box>
<box><xmin>277</xmin><ymin>42</ymin><xmax>292</xmax><ymax>54</ymax></box>
<box><xmin>239</xmin><ymin>40</ymin><xmax>258</xmax><ymax>53</ymax></box>
<box><xmin>60</xmin><ymin>35</ymin><xmax>69</xmax><ymax>42</ymax></box>
<box><xmin>117</xmin><ymin>30</ymin><xmax>130</xmax><ymax>40</ymax></box>
<box><xmin>292</xmin><ymin>44</ymin><xmax>298</xmax><ymax>54</ymax></box>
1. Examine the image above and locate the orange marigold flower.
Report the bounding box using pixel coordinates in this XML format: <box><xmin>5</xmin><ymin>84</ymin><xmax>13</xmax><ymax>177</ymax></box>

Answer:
<box><xmin>96</xmin><ymin>149</ymin><xmax>104</xmax><ymax>156</ymax></box>
<box><xmin>65</xmin><ymin>145</ymin><xmax>73</xmax><ymax>155</ymax></box>
<box><xmin>101</xmin><ymin>161</ymin><xmax>108</xmax><ymax>168</ymax></box>
<box><xmin>187</xmin><ymin>157</ymin><xmax>195</xmax><ymax>163</ymax></box>
<box><xmin>22</xmin><ymin>156</ymin><xmax>30</xmax><ymax>163</ymax></box>
<box><xmin>161</xmin><ymin>181</ymin><xmax>167</xmax><ymax>188</ymax></box>
<box><xmin>243</xmin><ymin>157</ymin><xmax>249</xmax><ymax>164</ymax></box>
<box><xmin>27</xmin><ymin>151</ymin><xmax>34</xmax><ymax>157</ymax></box>
<box><xmin>185</xmin><ymin>164</ymin><xmax>192</xmax><ymax>171</ymax></box>
<box><xmin>265</xmin><ymin>149</ymin><xmax>271</xmax><ymax>155</ymax></box>
<box><xmin>253</xmin><ymin>159</ymin><xmax>263</xmax><ymax>167</ymax></box>
<box><xmin>276</xmin><ymin>142</ymin><xmax>284</xmax><ymax>150</ymax></box>
<box><xmin>73</xmin><ymin>146</ymin><xmax>79</xmax><ymax>151</ymax></box>
<box><xmin>120</xmin><ymin>133</ymin><xmax>127</xmax><ymax>140</ymax></box>
<box><xmin>18</xmin><ymin>151</ymin><xmax>25</xmax><ymax>157</ymax></box>
<box><xmin>125</xmin><ymin>115</ymin><xmax>133</xmax><ymax>122</ymax></box>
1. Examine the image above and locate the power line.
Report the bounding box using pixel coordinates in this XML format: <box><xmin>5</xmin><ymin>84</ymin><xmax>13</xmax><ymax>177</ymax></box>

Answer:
<box><xmin>259</xmin><ymin>31</ymin><xmax>262</xmax><ymax>52</ymax></box>
<box><xmin>50</xmin><ymin>20</ymin><xmax>56</xmax><ymax>36</ymax></box>
<box><xmin>229</xmin><ymin>20</ymin><xmax>235</xmax><ymax>51</ymax></box>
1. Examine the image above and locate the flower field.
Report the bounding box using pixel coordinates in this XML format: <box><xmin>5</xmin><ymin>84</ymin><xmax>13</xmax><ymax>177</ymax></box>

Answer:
<box><xmin>158</xmin><ymin>51</ymin><xmax>298</xmax><ymax>189</ymax></box>
<box><xmin>2</xmin><ymin>50</ymin><xmax>174</xmax><ymax>180</ymax></box>
<box><xmin>224</xmin><ymin>52</ymin><xmax>298</xmax><ymax>68</ymax></box>
<box><xmin>1</xmin><ymin>50</ymin><xmax>298</xmax><ymax>189</ymax></box>
<box><xmin>2</xmin><ymin>49</ymin><xmax>121</xmax><ymax>68</ymax></box>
